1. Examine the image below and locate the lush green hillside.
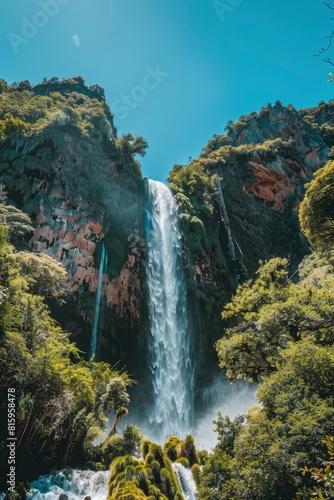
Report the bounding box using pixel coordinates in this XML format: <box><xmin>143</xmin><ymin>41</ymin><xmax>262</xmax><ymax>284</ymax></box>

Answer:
<box><xmin>0</xmin><ymin>203</ymin><xmax>134</xmax><ymax>492</ymax></box>
<box><xmin>1</xmin><ymin>78</ymin><xmax>334</xmax><ymax>499</ymax></box>
<box><xmin>198</xmin><ymin>159</ymin><xmax>334</xmax><ymax>500</ymax></box>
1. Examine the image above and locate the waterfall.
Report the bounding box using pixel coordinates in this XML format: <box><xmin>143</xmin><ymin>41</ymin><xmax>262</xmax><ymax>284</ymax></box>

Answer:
<box><xmin>25</xmin><ymin>469</ymin><xmax>109</xmax><ymax>499</ymax></box>
<box><xmin>145</xmin><ymin>179</ymin><xmax>195</xmax><ymax>442</ymax></box>
<box><xmin>172</xmin><ymin>463</ymin><xmax>198</xmax><ymax>500</ymax></box>
<box><xmin>213</xmin><ymin>176</ymin><xmax>236</xmax><ymax>261</ymax></box>
<box><xmin>90</xmin><ymin>242</ymin><xmax>107</xmax><ymax>359</ymax></box>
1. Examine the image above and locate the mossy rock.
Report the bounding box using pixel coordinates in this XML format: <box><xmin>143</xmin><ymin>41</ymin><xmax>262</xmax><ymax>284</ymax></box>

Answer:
<box><xmin>191</xmin><ymin>463</ymin><xmax>201</xmax><ymax>487</ymax></box>
<box><xmin>175</xmin><ymin>457</ymin><xmax>189</xmax><ymax>468</ymax></box>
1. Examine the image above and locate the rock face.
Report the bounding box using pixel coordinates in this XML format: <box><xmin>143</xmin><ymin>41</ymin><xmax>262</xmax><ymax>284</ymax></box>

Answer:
<box><xmin>183</xmin><ymin>101</ymin><xmax>332</xmax><ymax>276</ymax></box>
<box><xmin>168</xmin><ymin>100</ymin><xmax>334</xmax><ymax>379</ymax></box>
<box><xmin>0</xmin><ymin>77</ymin><xmax>146</xmax><ymax>362</ymax></box>
<box><xmin>1</xmin><ymin>79</ymin><xmax>334</xmax><ymax>385</ymax></box>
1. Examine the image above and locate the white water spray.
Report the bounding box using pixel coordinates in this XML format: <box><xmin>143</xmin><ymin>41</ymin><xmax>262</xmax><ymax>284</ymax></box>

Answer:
<box><xmin>26</xmin><ymin>470</ymin><xmax>109</xmax><ymax>500</ymax></box>
<box><xmin>173</xmin><ymin>463</ymin><xmax>198</xmax><ymax>500</ymax></box>
<box><xmin>146</xmin><ymin>179</ymin><xmax>195</xmax><ymax>442</ymax></box>
<box><xmin>91</xmin><ymin>242</ymin><xmax>108</xmax><ymax>359</ymax></box>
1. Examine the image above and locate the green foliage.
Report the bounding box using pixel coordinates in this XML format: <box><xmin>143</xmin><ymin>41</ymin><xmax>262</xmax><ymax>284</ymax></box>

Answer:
<box><xmin>216</xmin><ymin>257</ymin><xmax>334</xmax><ymax>382</ymax></box>
<box><xmin>0</xmin><ymin>113</ymin><xmax>28</xmax><ymax>139</ymax></box>
<box><xmin>164</xmin><ymin>436</ymin><xmax>183</xmax><ymax>462</ymax></box>
<box><xmin>101</xmin><ymin>425</ymin><xmax>143</xmax><ymax>467</ymax></box>
<box><xmin>296</xmin><ymin>436</ymin><xmax>334</xmax><ymax>499</ymax></box>
<box><xmin>0</xmin><ymin>204</ymin><xmax>34</xmax><ymax>249</ymax></box>
<box><xmin>115</xmin><ymin>133</ymin><xmax>148</xmax><ymax>176</ymax></box>
<box><xmin>167</xmin><ymin>160</ymin><xmax>223</xmax><ymax>272</ymax></box>
<box><xmin>0</xmin><ymin>88</ymin><xmax>113</xmax><ymax>138</ymax></box>
<box><xmin>108</xmin><ymin>441</ymin><xmax>183</xmax><ymax>500</ymax></box>
<box><xmin>175</xmin><ymin>457</ymin><xmax>189</xmax><ymax>468</ymax></box>
<box><xmin>191</xmin><ymin>463</ymin><xmax>201</xmax><ymax>488</ymax></box>
<box><xmin>179</xmin><ymin>435</ymin><xmax>199</xmax><ymax>467</ymax></box>
<box><xmin>0</xmin><ymin>183</ymin><xmax>7</xmax><ymax>203</ymax></box>
<box><xmin>202</xmin><ymin>244</ymin><xmax>334</xmax><ymax>498</ymax></box>
<box><xmin>231</xmin><ymin>120</ymin><xmax>247</xmax><ymax>135</ymax></box>
<box><xmin>14</xmin><ymin>252</ymin><xmax>67</xmax><ymax>297</ymax></box>
<box><xmin>163</xmin><ymin>435</ymin><xmax>199</xmax><ymax>467</ymax></box>
<box><xmin>108</xmin><ymin>435</ymin><xmax>201</xmax><ymax>499</ymax></box>
<box><xmin>299</xmin><ymin>160</ymin><xmax>334</xmax><ymax>253</ymax></box>
<box><xmin>167</xmin><ymin>161</ymin><xmax>213</xmax><ymax>196</ymax></box>
<box><xmin>254</xmin><ymin>137</ymin><xmax>302</xmax><ymax>162</ymax></box>
<box><xmin>0</xmin><ymin>218</ymin><xmax>134</xmax><ymax>486</ymax></box>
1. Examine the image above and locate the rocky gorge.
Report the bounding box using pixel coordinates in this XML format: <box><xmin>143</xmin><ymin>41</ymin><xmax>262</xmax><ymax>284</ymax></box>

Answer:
<box><xmin>1</xmin><ymin>78</ymin><xmax>334</xmax><ymax>396</ymax></box>
<box><xmin>1</xmin><ymin>79</ymin><xmax>334</xmax><ymax>498</ymax></box>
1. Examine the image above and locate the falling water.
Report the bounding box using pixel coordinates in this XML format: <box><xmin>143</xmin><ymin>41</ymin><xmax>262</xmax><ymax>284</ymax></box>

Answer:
<box><xmin>90</xmin><ymin>242</ymin><xmax>107</xmax><ymax>359</ymax></box>
<box><xmin>145</xmin><ymin>179</ymin><xmax>195</xmax><ymax>442</ymax></box>
<box><xmin>25</xmin><ymin>469</ymin><xmax>109</xmax><ymax>499</ymax></box>
<box><xmin>172</xmin><ymin>463</ymin><xmax>198</xmax><ymax>500</ymax></box>
<box><xmin>213</xmin><ymin>176</ymin><xmax>236</xmax><ymax>261</ymax></box>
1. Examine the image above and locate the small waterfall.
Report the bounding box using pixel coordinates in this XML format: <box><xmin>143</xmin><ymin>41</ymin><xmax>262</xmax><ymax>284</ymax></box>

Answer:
<box><xmin>172</xmin><ymin>463</ymin><xmax>198</xmax><ymax>500</ymax></box>
<box><xmin>26</xmin><ymin>469</ymin><xmax>109</xmax><ymax>500</ymax></box>
<box><xmin>90</xmin><ymin>242</ymin><xmax>108</xmax><ymax>359</ymax></box>
<box><xmin>213</xmin><ymin>176</ymin><xmax>236</xmax><ymax>261</ymax></box>
<box><xmin>145</xmin><ymin>179</ymin><xmax>195</xmax><ymax>442</ymax></box>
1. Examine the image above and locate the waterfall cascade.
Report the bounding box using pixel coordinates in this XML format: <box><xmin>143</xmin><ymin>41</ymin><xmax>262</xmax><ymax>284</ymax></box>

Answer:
<box><xmin>172</xmin><ymin>463</ymin><xmax>198</xmax><ymax>500</ymax></box>
<box><xmin>145</xmin><ymin>179</ymin><xmax>195</xmax><ymax>442</ymax></box>
<box><xmin>90</xmin><ymin>242</ymin><xmax>108</xmax><ymax>359</ymax></box>
<box><xmin>25</xmin><ymin>470</ymin><xmax>109</xmax><ymax>500</ymax></box>
<box><xmin>213</xmin><ymin>176</ymin><xmax>236</xmax><ymax>261</ymax></box>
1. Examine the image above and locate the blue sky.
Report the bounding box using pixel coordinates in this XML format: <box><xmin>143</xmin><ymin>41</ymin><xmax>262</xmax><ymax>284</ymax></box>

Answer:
<box><xmin>1</xmin><ymin>0</ymin><xmax>333</xmax><ymax>181</ymax></box>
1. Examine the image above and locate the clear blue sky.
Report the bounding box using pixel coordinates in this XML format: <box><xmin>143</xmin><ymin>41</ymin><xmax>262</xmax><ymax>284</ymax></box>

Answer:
<box><xmin>1</xmin><ymin>0</ymin><xmax>333</xmax><ymax>181</ymax></box>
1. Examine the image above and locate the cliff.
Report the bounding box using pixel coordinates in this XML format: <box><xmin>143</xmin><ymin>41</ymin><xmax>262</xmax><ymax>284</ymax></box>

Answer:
<box><xmin>0</xmin><ymin>77</ymin><xmax>146</xmax><ymax>363</ymax></box>
<box><xmin>168</xmin><ymin>100</ymin><xmax>334</xmax><ymax>373</ymax></box>
<box><xmin>1</xmin><ymin>78</ymin><xmax>334</xmax><ymax>384</ymax></box>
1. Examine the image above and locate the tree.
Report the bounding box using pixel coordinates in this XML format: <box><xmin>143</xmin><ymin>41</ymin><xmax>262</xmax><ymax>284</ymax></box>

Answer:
<box><xmin>299</xmin><ymin>160</ymin><xmax>334</xmax><ymax>254</ymax></box>
<box><xmin>117</xmin><ymin>133</ymin><xmax>148</xmax><ymax>158</ymax></box>
<box><xmin>0</xmin><ymin>184</ymin><xmax>7</xmax><ymax>204</ymax></box>
<box><xmin>315</xmin><ymin>3</ymin><xmax>334</xmax><ymax>69</ymax></box>
<box><xmin>13</xmin><ymin>252</ymin><xmax>67</xmax><ymax>298</ymax></box>
<box><xmin>0</xmin><ymin>222</ymin><xmax>134</xmax><ymax>488</ymax></box>
<box><xmin>297</xmin><ymin>436</ymin><xmax>334</xmax><ymax>500</ymax></box>
<box><xmin>0</xmin><ymin>113</ymin><xmax>28</xmax><ymax>139</ymax></box>
<box><xmin>216</xmin><ymin>256</ymin><xmax>334</xmax><ymax>383</ymax></box>
<box><xmin>0</xmin><ymin>204</ymin><xmax>34</xmax><ymax>249</ymax></box>
<box><xmin>207</xmin><ymin>252</ymin><xmax>334</xmax><ymax>498</ymax></box>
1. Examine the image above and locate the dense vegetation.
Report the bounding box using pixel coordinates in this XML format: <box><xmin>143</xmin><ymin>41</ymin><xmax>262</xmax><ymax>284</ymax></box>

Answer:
<box><xmin>1</xmin><ymin>78</ymin><xmax>334</xmax><ymax>499</ymax></box>
<box><xmin>197</xmin><ymin>159</ymin><xmax>334</xmax><ymax>499</ymax></box>
<box><xmin>0</xmin><ymin>77</ymin><xmax>148</xmax><ymax>363</ymax></box>
<box><xmin>101</xmin><ymin>133</ymin><xmax>334</xmax><ymax>500</ymax></box>
<box><xmin>0</xmin><ymin>201</ymin><xmax>135</xmax><ymax>492</ymax></box>
<box><xmin>107</xmin><ymin>435</ymin><xmax>199</xmax><ymax>500</ymax></box>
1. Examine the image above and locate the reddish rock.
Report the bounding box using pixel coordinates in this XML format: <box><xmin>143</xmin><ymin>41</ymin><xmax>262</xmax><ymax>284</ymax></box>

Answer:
<box><xmin>105</xmin><ymin>255</ymin><xmax>142</xmax><ymax>326</ymax></box>
<box><xmin>244</xmin><ymin>162</ymin><xmax>295</xmax><ymax>210</ymax></box>
<box><xmin>90</xmin><ymin>221</ymin><xmax>102</xmax><ymax>235</ymax></box>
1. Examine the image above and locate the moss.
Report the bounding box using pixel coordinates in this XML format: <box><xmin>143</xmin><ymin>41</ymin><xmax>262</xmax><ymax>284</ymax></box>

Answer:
<box><xmin>191</xmin><ymin>463</ymin><xmax>201</xmax><ymax>487</ymax></box>
<box><xmin>231</xmin><ymin>120</ymin><xmax>247</xmax><ymax>134</ymax></box>
<box><xmin>141</xmin><ymin>440</ymin><xmax>152</xmax><ymax>459</ymax></box>
<box><xmin>164</xmin><ymin>436</ymin><xmax>182</xmax><ymax>462</ymax></box>
<box><xmin>108</xmin><ymin>441</ymin><xmax>183</xmax><ymax>500</ymax></box>
<box><xmin>175</xmin><ymin>457</ymin><xmax>189</xmax><ymax>468</ymax></box>
<box><xmin>179</xmin><ymin>435</ymin><xmax>199</xmax><ymax>467</ymax></box>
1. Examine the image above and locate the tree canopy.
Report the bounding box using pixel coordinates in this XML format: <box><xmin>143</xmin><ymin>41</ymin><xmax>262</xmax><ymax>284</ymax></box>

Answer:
<box><xmin>201</xmin><ymin>157</ymin><xmax>334</xmax><ymax>499</ymax></box>
<box><xmin>0</xmin><ymin>204</ymin><xmax>134</xmax><ymax>489</ymax></box>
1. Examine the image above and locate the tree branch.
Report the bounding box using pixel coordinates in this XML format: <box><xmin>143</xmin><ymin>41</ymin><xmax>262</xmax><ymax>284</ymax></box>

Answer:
<box><xmin>314</xmin><ymin>29</ymin><xmax>334</xmax><ymax>57</ymax></box>
<box><xmin>324</xmin><ymin>56</ymin><xmax>334</xmax><ymax>66</ymax></box>
<box><xmin>324</xmin><ymin>2</ymin><xmax>334</xmax><ymax>12</ymax></box>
